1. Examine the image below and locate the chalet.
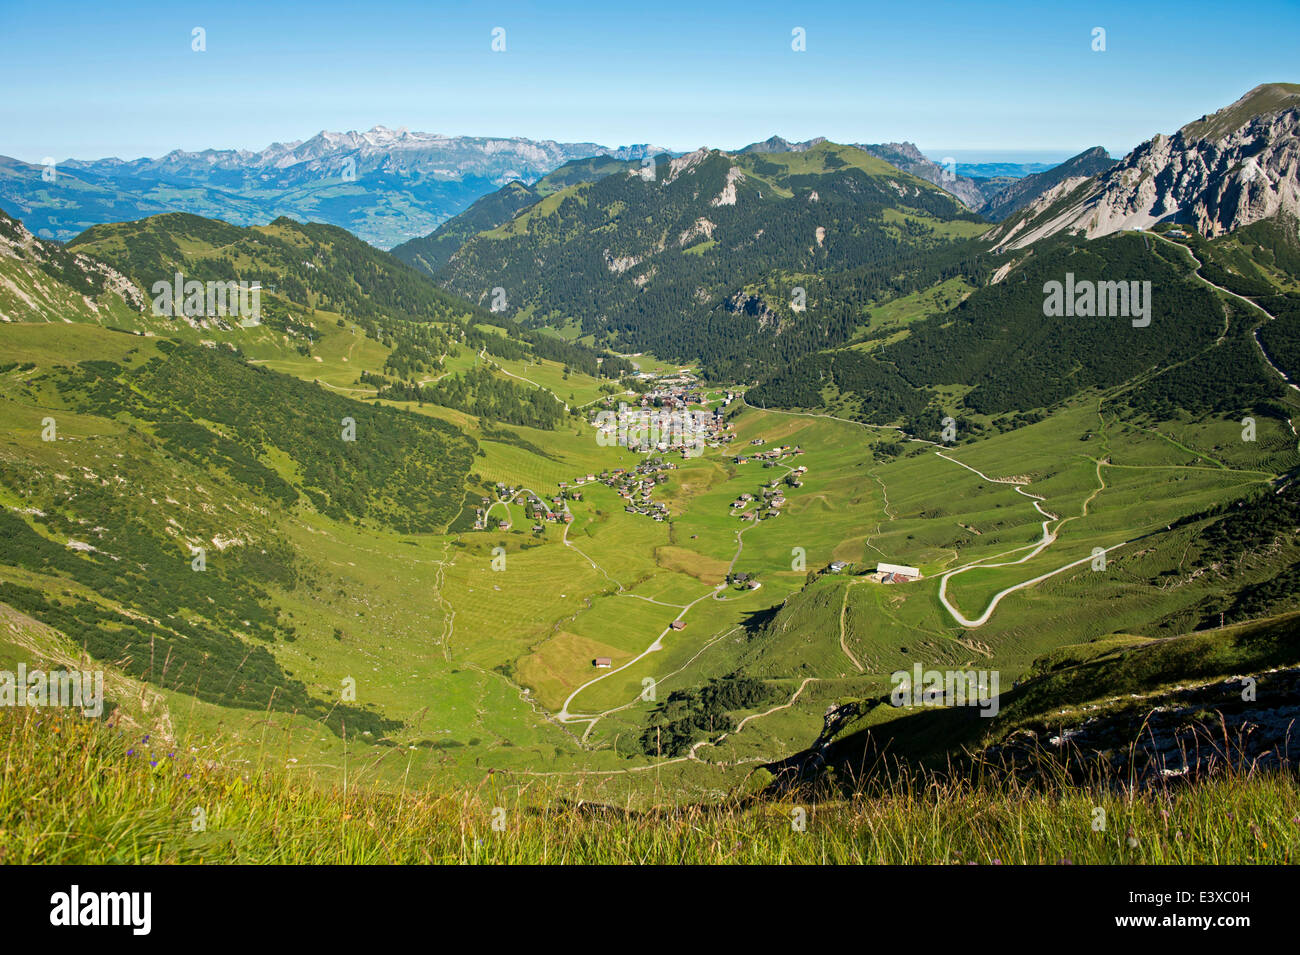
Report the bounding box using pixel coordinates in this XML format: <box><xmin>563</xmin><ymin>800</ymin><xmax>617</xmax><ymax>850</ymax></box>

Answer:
<box><xmin>669</xmin><ymin>620</ymin><xmax>687</xmax><ymax>631</ymax></box>
<box><xmin>828</xmin><ymin>561</ymin><xmax>849</xmax><ymax>573</ymax></box>
<box><xmin>593</xmin><ymin>657</ymin><xmax>613</xmax><ymax>669</ymax></box>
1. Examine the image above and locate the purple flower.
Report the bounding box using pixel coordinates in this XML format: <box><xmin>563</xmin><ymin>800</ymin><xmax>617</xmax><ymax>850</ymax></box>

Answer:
<box><xmin>126</xmin><ymin>749</ymin><xmax>135</xmax><ymax>757</ymax></box>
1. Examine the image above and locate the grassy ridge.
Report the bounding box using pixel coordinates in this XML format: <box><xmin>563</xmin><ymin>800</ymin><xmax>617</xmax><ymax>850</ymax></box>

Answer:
<box><xmin>3</xmin><ymin>707</ymin><xmax>1296</xmax><ymax>864</ymax></box>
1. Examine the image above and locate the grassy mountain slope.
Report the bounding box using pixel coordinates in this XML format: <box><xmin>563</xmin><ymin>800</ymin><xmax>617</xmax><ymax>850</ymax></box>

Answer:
<box><xmin>0</xmin><ymin>323</ymin><xmax>475</xmax><ymax>738</ymax></box>
<box><xmin>3</xmin><ymin>133</ymin><xmax>1300</xmax><ymax>828</ymax></box>
<box><xmin>6</xmin><ymin>700</ymin><xmax>1296</xmax><ymax>863</ymax></box>
<box><xmin>814</xmin><ymin>609</ymin><xmax>1300</xmax><ymax>780</ymax></box>
<box><xmin>1182</xmin><ymin>82</ymin><xmax>1300</xmax><ymax>140</ymax></box>
<box><xmin>67</xmin><ymin>212</ymin><xmax>479</xmax><ymax>326</ymax></box>
<box><xmin>63</xmin><ymin>211</ymin><xmax>635</xmax><ymax>428</ymax></box>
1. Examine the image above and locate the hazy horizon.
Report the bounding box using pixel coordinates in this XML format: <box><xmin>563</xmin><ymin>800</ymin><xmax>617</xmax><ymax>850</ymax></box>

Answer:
<box><xmin>4</xmin><ymin>0</ymin><xmax>1296</xmax><ymax>163</ymax></box>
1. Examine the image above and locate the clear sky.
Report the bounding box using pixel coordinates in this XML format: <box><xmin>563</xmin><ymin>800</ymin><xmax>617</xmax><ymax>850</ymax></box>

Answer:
<box><xmin>3</xmin><ymin>0</ymin><xmax>1297</xmax><ymax>163</ymax></box>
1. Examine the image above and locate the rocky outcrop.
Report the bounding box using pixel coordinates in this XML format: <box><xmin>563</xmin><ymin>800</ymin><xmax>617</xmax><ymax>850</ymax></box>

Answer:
<box><xmin>859</xmin><ymin>141</ymin><xmax>988</xmax><ymax>211</ymax></box>
<box><xmin>979</xmin><ymin>146</ymin><xmax>1116</xmax><ymax>222</ymax></box>
<box><xmin>724</xmin><ymin>290</ymin><xmax>782</xmax><ymax>331</ymax></box>
<box><xmin>0</xmin><ymin>209</ymin><xmax>145</xmax><ymax>313</ymax></box>
<box><xmin>988</xmin><ymin>84</ymin><xmax>1300</xmax><ymax>250</ymax></box>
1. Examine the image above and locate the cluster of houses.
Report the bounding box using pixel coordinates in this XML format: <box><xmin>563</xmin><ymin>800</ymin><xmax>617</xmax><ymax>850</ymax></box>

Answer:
<box><xmin>471</xmin><ymin>482</ymin><xmax>575</xmax><ymax>534</ymax></box>
<box><xmin>732</xmin><ymin>443</ymin><xmax>805</xmax><ymax>466</ymax></box>
<box><xmin>591</xmin><ymin>383</ymin><xmax>737</xmax><ymax>458</ymax></box>
<box><xmin>469</xmin><ymin>455</ymin><xmax>684</xmax><ymax>535</ymax></box>
<box><xmin>593</xmin><ymin>458</ymin><xmax>675</xmax><ymax>521</ymax></box>
<box><xmin>730</xmin><ymin>475</ymin><xmax>795</xmax><ymax>522</ymax></box>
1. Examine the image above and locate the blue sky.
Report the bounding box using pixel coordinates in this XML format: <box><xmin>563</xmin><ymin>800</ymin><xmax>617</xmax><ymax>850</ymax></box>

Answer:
<box><xmin>3</xmin><ymin>0</ymin><xmax>1297</xmax><ymax>163</ymax></box>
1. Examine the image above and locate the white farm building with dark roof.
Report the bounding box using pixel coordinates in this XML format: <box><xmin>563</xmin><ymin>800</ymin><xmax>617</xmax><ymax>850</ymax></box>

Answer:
<box><xmin>876</xmin><ymin>562</ymin><xmax>920</xmax><ymax>582</ymax></box>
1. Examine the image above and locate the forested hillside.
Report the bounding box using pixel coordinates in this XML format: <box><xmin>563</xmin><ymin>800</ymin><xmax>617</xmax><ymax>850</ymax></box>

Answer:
<box><xmin>63</xmin><ymin>211</ymin><xmax>635</xmax><ymax>429</ymax></box>
<box><xmin>751</xmin><ymin>231</ymin><xmax>1290</xmax><ymax>432</ymax></box>
<box><xmin>434</xmin><ymin>142</ymin><xmax>989</xmax><ymax>380</ymax></box>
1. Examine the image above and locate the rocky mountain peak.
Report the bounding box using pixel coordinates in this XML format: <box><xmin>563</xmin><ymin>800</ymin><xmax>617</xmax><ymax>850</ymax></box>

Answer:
<box><xmin>987</xmin><ymin>83</ymin><xmax>1300</xmax><ymax>249</ymax></box>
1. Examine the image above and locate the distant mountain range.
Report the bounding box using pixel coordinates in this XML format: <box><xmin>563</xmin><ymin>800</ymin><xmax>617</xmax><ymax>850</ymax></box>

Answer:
<box><xmin>0</xmin><ymin>129</ymin><xmax>667</xmax><ymax>249</ymax></box>
<box><xmin>0</xmin><ymin>122</ymin><xmax>1101</xmax><ymax>255</ymax></box>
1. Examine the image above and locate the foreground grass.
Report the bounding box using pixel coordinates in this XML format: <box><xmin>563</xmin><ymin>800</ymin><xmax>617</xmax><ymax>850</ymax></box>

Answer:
<box><xmin>3</xmin><ymin>709</ymin><xmax>1297</xmax><ymax>864</ymax></box>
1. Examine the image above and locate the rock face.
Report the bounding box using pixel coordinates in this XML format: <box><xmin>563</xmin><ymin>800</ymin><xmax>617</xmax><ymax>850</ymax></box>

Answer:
<box><xmin>979</xmin><ymin>146</ymin><xmax>1116</xmax><ymax>222</ymax></box>
<box><xmin>0</xmin><ymin>209</ymin><xmax>144</xmax><ymax>317</ymax></box>
<box><xmin>858</xmin><ymin>141</ymin><xmax>989</xmax><ymax>211</ymax></box>
<box><xmin>988</xmin><ymin>84</ymin><xmax>1300</xmax><ymax>251</ymax></box>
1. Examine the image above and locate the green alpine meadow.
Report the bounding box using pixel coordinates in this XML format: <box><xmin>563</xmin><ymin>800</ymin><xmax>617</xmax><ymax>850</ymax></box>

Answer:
<box><xmin>2</xmin><ymin>4</ymin><xmax>1299</xmax><ymax>904</ymax></box>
